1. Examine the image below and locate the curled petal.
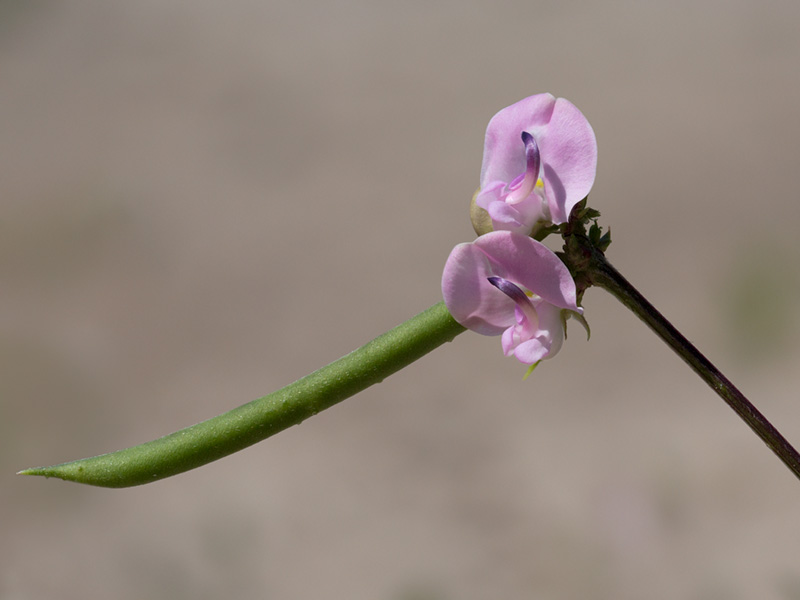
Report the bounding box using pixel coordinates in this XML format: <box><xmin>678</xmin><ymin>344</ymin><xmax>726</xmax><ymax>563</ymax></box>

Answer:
<box><xmin>506</xmin><ymin>132</ymin><xmax>541</xmax><ymax>204</ymax></box>
<box><xmin>488</xmin><ymin>276</ymin><xmax>540</xmax><ymax>334</ymax></box>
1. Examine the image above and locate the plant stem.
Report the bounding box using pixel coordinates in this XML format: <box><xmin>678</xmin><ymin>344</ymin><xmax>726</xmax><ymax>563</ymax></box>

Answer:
<box><xmin>587</xmin><ymin>251</ymin><xmax>800</xmax><ymax>481</ymax></box>
<box><xmin>18</xmin><ymin>301</ymin><xmax>465</xmax><ymax>488</ymax></box>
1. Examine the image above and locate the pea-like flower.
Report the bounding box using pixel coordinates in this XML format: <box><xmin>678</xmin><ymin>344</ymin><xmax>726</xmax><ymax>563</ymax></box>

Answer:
<box><xmin>475</xmin><ymin>93</ymin><xmax>597</xmax><ymax>235</ymax></box>
<box><xmin>442</xmin><ymin>231</ymin><xmax>582</xmax><ymax>366</ymax></box>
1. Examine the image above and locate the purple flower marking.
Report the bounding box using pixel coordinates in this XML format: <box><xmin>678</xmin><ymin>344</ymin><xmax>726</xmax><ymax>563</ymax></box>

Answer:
<box><xmin>475</xmin><ymin>94</ymin><xmax>597</xmax><ymax>235</ymax></box>
<box><xmin>442</xmin><ymin>231</ymin><xmax>582</xmax><ymax>365</ymax></box>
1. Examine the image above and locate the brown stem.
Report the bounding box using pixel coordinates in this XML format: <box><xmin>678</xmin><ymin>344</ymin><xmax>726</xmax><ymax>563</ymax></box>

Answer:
<box><xmin>587</xmin><ymin>250</ymin><xmax>800</xmax><ymax>481</ymax></box>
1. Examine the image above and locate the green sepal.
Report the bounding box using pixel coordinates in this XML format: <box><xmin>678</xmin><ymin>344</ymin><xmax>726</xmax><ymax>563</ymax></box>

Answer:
<box><xmin>522</xmin><ymin>361</ymin><xmax>541</xmax><ymax>380</ymax></box>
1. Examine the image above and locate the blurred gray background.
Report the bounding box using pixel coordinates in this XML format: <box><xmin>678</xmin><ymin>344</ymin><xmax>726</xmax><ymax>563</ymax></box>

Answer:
<box><xmin>4</xmin><ymin>1</ymin><xmax>800</xmax><ymax>598</ymax></box>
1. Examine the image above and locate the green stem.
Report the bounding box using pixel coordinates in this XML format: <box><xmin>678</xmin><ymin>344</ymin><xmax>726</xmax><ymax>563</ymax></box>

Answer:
<box><xmin>19</xmin><ymin>301</ymin><xmax>465</xmax><ymax>488</ymax></box>
<box><xmin>587</xmin><ymin>251</ymin><xmax>800</xmax><ymax>481</ymax></box>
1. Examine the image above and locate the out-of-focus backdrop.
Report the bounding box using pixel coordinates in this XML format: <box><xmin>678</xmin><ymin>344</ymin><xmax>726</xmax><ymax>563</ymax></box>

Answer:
<box><xmin>4</xmin><ymin>1</ymin><xmax>800</xmax><ymax>598</ymax></box>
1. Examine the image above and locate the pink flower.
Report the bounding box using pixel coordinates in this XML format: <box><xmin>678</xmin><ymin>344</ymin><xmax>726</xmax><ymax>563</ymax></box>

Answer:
<box><xmin>442</xmin><ymin>231</ymin><xmax>582</xmax><ymax>366</ymax></box>
<box><xmin>475</xmin><ymin>94</ymin><xmax>597</xmax><ymax>235</ymax></box>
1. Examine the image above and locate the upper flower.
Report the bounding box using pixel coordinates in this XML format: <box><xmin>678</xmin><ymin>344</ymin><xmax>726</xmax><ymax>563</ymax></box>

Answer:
<box><xmin>442</xmin><ymin>231</ymin><xmax>582</xmax><ymax>366</ymax></box>
<box><xmin>474</xmin><ymin>93</ymin><xmax>597</xmax><ymax>235</ymax></box>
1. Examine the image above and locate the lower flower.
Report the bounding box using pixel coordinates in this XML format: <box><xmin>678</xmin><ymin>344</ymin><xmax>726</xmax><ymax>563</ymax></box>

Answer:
<box><xmin>442</xmin><ymin>231</ymin><xmax>583</xmax><ymax>367</ymax></box>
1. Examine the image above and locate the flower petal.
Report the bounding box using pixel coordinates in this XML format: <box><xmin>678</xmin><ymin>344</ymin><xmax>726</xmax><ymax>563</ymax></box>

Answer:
<box><xmin>485</xmin><ymin>195</ymin><xmax>544</xmax><ymax>233</ymax></box>
<box><xmin>442</xmin><ymin>241</ymin><xmax>516</xmax><ymax>335</ymax></box>
<box><xmin>536</xmin><ymin>98</ymin><xmax>597</xmax><ymax>223</ymax></box>
<box><xmin>512</xmin><ymin>336</ymin><xmax>550</xmax><ymax>364</ymax></box>
<box><xmin>474</xmin><ymin>181</ymin><xmax>507</xmax><ymax>211</ymax></box>
<box><xmin>480</xmin><ymin>94</ymin><xmax>557</xmax><ymax>186</ymax></box>
<box><xmin>531</xmin><ymin>301</ymin><xmax>566</xmax><ymax>357</ymax></box>
<box><xmin>472</xmin><ymin>232</ymin><xmax>581</xmax><ymax>313</ymax></box>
